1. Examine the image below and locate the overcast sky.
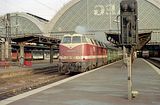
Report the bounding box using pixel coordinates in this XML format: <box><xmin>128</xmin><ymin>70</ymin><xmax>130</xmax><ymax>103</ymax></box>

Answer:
<box><xmin>0</xmin><ymin>0</ymin><xmax>71</xmax><ymax>20</ymax></box>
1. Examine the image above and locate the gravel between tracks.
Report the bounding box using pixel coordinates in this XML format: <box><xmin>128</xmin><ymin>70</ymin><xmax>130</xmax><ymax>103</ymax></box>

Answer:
<box><xmin>0</xmin><ymin>66</ymin><xmax>69</xmax><ymax>100</ymax></box>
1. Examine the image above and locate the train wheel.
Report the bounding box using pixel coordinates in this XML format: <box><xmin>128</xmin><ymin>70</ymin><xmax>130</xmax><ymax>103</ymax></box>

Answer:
<box><xmin>86</xmin><ymin>68</ymin><xmax>89</xmax><ymax>71</ymax></box>
<box><xmin>65</xmin><ymin>70</ymin><xmax>71</xmax><ymax>75</ymax></box>
<box><xmin>93</xmin><ymin>64</ymin><xmax>96</xmax><ymax>69</ymax></box>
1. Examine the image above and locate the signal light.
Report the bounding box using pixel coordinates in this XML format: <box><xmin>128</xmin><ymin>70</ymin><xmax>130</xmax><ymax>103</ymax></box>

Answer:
<box><xmin>120</xmin><ymin>0</ymin><xmax>138</xmax><ymax>47</ymax></box>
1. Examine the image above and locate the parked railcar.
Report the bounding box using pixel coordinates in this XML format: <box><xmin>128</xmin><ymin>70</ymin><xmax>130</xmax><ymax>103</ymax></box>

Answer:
<box><xmin>11</xmin><ymin>50</ymin><xmax>43</xmax><ymax>61</ymax></box>
<box><xmin>11</xmin><ymin>49</ymin><xmax>58</xmax><ymax>61</ymax></box>
<box><xmin>32</xmin><ymin>50</ymin><xmax>44</xmax><ymax>60</ymax></box>
<box><xmin>11</xmin><ymin>50</ymin><xmax>32</xmax><ymax>61</ymax></box>
<box><xmin>24</xmin><ymin>51</ymin><xmax>32</xmax><ymax>60</ymax></box>
<box><xmin>142</xmin><ymin>50</ymin><xmax>149</xmax><ymax>58</ymax></box>
<box><xmin>58</xmin><ymin>34</ymin><xmax>122</xmax><ymax>74</ymax></box>
<box><xmin>12</xmin><ymin>51</ymin><xmax>19</xmax><ymax>61</ymax></box>
<box><xmin>44</xmin><ymin>50</ymin><xmax>50</xmax><ymax>60</ymax></box>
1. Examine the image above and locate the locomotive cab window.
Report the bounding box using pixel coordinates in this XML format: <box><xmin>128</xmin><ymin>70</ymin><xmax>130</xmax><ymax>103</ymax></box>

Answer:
<box><xmin>62</xmin><ymin>36</ymin><xmax>71</xmax><ymax>43</ymax></box>
<box><xmin>94</xmin><ymin>40</ymin><xmax>98</xmax><ymax>46</ymax></box>
<box><xmin>72</xmin><ymin>36</ymin><xmax>81</xmax><ymax>43</ymax></box>
<box><xmin>90</xmin><ymin>39</ymin><xmax>94</xmax><ymax>44</ymax></box>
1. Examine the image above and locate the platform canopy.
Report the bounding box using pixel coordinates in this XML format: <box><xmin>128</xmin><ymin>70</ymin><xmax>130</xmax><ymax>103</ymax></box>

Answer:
<box><xmin>11</xmin><ymin>35</ymin><xmax>60</xmax><ymax>45</ymax></box>
<box><xmin>105</xmin><ymin>32</ymin><xmax>152</xmax><ymax>50</ymax></box>
<box><xmin>48</xmin><ymin>0</ymin><xmax>160</xmax><ymax>44</ymax></box>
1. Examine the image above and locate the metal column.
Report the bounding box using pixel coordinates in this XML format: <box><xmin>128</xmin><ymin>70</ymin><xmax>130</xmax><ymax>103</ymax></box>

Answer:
<box><xmin>123</xmin><ymin>46</ymin><xmax>127</xmax><ymax>64</ymax></box>
<box><xmin>5</xmin><ymin>14</ymin><xmax>11</xmax><ymax>62</ymax></box>
<box><xmin>1</xmin><ymin>42</ymin><xmax>5</xmax><ymax>61</ymax></box>
<box><xmin>50</xmin><ymin>45</ymin><xmax>54</xmax><ymax>63</ymax></box>
<box><xmin>4</xmin><ymin>41</ymin><xmax>11</xmax><ymax>61</ymax></box>
<box><xmin>19</xmin><ymin>43</ymin><xmax>24</xmax><ymax>66</ymax></box>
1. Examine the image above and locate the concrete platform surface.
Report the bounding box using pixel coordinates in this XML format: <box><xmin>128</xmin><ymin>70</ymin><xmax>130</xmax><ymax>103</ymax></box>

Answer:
<box><xmin>1</xmin><ymin>58</ymin><xmax>160</xmax><ymax>105</ymax></box>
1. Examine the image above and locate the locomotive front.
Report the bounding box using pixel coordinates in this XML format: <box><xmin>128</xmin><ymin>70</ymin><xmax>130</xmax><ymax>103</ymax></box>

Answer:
<box><xmin>58</xmin><ymin>34</ymin><xmax>86</xmax><ymax>74</ymax></box>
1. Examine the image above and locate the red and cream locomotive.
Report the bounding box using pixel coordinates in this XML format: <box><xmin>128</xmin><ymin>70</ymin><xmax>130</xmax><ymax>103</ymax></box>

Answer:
<box><xmin>58</xmin><ymin>34</ymin><xmax>122</xmax><ymax>74</ymax></box>
<box><xmin>59</xmin><ymin>34</ymin><xmax>122</xmax><ymax>74</ymax></box>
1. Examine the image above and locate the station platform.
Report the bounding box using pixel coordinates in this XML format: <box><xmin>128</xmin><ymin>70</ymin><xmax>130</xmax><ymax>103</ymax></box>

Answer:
<box><xmin>0</xmin><ymin>58</ymin><xmax>160</xmax><ymax>105</ymax></box>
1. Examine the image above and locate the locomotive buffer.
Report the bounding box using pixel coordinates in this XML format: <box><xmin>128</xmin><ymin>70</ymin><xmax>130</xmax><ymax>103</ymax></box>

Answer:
<box><xmin>120</xmin><ymin>0</ymin><xmax>139</xmax><ymax>100</ymax></box>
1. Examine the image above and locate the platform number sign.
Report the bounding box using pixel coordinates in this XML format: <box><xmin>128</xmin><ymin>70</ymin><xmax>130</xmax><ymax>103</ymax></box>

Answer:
<box><xmin>120</xmin><ymin>0</ymin><xmax>138</xmax><ymax>47</ymax></box>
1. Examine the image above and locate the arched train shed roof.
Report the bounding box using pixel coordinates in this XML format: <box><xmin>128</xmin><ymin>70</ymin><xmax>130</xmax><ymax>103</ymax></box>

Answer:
<box><xmin>48</xmin><ymin>0</ymin><xmax>160</xmax><ymax>43</ymax></box>
<box><xmin>0</xmin><ymin>12</ymin><xmax>48</xmax><ymax>37</ymax></box>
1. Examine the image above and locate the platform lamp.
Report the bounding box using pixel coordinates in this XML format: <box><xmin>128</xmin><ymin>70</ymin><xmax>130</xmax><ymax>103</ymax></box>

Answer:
<box><xmin>120</xmin><ymin>0</ymin><xmax>139</xmax><ymax>100</ymax></box>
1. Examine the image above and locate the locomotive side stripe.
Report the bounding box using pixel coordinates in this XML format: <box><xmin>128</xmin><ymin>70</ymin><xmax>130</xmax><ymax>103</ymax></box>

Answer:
<box><xmin>59</xmin><ymin>55</ymin><xmax>107</xmax><ymax>60</ymax></box>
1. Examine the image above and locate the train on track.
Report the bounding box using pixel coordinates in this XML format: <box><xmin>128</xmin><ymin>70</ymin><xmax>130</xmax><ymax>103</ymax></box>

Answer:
<box><xmin>142</xmin><ymin>50</ymin><xmax>149</xmax><ymax>58</ymax></box>
<box><xmin>58</xmin><ymin>34</ymin><xmax>123</xmax><ymax>74</ymax></box>
<box><xmin>11</xmin><ymin>50</ymin><xmax>59</xmax><ymax>61</ymax></box>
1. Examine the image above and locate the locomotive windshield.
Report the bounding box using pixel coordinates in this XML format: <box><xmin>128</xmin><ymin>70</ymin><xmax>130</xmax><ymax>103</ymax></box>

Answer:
<box><xmin>62</xmin><ymin>34</ymin><xmax>87</xmax><ymax>43</ymax></box>
<box><xmin>62</xmin><ymin>36</ymin><xmax>71</xmax><ymax>43</ymax></box>
<box><xmin>72</xmin><ymin>36</ymin><xmax>81</xmax><ymax>43</ymax></box>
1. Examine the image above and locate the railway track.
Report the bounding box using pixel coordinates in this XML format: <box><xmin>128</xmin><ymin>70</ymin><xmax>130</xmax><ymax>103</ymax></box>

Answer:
<box><xmin>0</xmin><ymin>66</ymin><xmax>70</xmax><ymax>100</ymax></box>
<box><xmin>146</xmin><ymin>58</ymin><xmax>160</xmax><ymax>69</ymax></box>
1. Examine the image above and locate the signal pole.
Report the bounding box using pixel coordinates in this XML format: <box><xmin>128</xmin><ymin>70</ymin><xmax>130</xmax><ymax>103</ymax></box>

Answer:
<box><xmin>127</xmin><ymin>48</ymin><xmax>132</xmax><ymax>100</ymax></box>
<box><xmin>120</xmin><ymin>0</ymin><xmax>138</xmax><ymax>100</ymax></box>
